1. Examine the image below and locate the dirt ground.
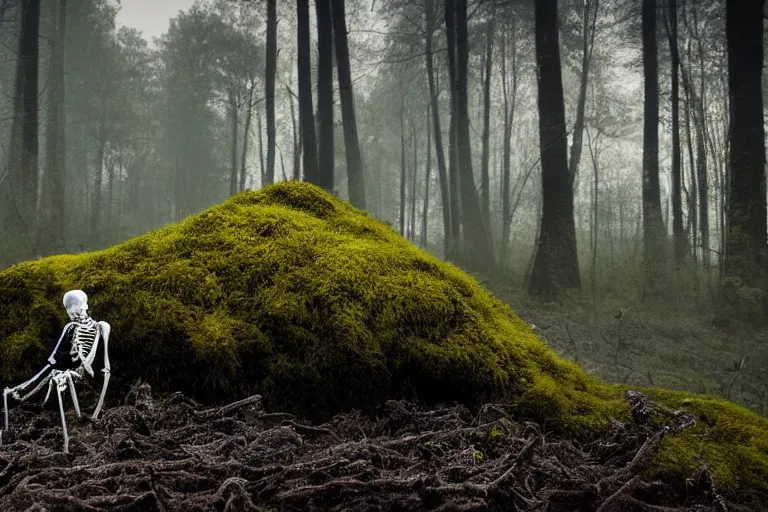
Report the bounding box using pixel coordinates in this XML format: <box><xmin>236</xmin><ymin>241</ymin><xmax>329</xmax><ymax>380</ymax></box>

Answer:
<box><xmin>501</xmin><ymin>291</ymin><xmax>768</xmax><ymax>420</ymax></box>
<box><xmin>0</xmin><ymin>379</ymin><xmax>759</xmax><ymax>511</ymax></box>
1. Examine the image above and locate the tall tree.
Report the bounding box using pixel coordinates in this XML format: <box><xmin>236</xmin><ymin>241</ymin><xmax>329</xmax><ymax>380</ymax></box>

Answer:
<box><xmin>480</xmin><ymin>9</ymin><xmax>494</xmax><ymax>225</ymax></box>
<box><xmin>424</xmin><ymin>0</ymin><xmax>452</xmax><ymax>258</ymax></box>
<box><xmin>264</xmin><ymin>0</ymin><xmax>276</xmax><ymax>186</ymax></box>
<box><xmin>41</xmin><ymin>0</ymin><xmax>67</xmax><ymax>253</ymax></box>
<box><xmin>499</xmin><ymin>14</ymin><xmax>518</xmax><ymax>268</ymax></box>
<box><xmin>3</xmin><ymin>0</ymin><xmax>41</xmax><ymax>262</ymax></box>
<box><xmin>315</xmin><ymin>0</ymin><xmax>334</xmax><ymax>193</ymax></box>
<box><xmin>448</xmin><ymin>0</ymin><xmax>496</xmax><ymax>274</ymax></box>
<box><xmin>567</xmin><ymin>0</ymin><xmax>599</xmax><ymax>186</ymax></box>
<box><xmin>297</xmin><ymin>0</ymin><xmax>318</xmax><ymax>185</ymax></box>
<box><xmin>724</xmin><ymin>0</ymin><xmax>767</xmax><ymax>320</ymax></box>
<box><xmin>529</xmin><ymin>0</ymin><xmax>581</xmax><ymax>298</ymax></box>
<box><xmin>641</xmin><ymin>0</ymin><xmax>666</xmax><ymax>295</ymax></box>
<box><xmin>443</xmin><ymin>0</ymin><xmax>461</xmax><ymax>261</ymax></box>
<box><xmin>669</xmin><ymin>0</ymin><xmax>685</xmax><ymax>264</ymax></box>
<box><xmin>331</xmin><ymin>0</ymin><xmax>366</xmax><ymax>209</ymax></box>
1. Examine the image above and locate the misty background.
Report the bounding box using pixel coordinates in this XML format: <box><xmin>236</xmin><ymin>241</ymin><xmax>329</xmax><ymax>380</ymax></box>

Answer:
<box><xmin>0</xmin><ymin>0</ymin><xmax>766</xmax><ymax>417</ymax></box>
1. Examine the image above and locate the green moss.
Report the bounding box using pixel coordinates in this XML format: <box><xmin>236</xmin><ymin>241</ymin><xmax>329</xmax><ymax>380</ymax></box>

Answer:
<box><xmin>0</xmin><ymin>181</ymin><xmax>766</xmax><ymax>505</ymax></box>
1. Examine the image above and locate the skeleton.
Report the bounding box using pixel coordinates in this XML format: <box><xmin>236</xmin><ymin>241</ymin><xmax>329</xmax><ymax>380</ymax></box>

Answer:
<box><xmin>2</xmin><ymin>290</ymin><xmax>111</xmax><ymax>453</ymax></box>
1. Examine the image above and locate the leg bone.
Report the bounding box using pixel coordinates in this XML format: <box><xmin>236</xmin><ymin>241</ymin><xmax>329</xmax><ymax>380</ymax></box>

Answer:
<box><xmin>66</xmin><ymin>372</ymin><xmax>81</xmax><ymax>419</ymax></box>
<box><xmin>55</xmin><ymin>376</ymin><xmax>69</xmax><ymax>454</ymax></box>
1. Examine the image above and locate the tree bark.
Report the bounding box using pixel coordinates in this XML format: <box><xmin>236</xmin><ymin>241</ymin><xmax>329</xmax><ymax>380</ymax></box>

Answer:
<box><xmin>421</xmin><ymin>101</ymin><xmax>432</xmax><ymax>248</ymax></box>
<box><xmin>669</xmin><ymin>0</ymin><xmax>685</xmax><ymax>264</ymax></box>
<box><xmin>264</xmin><ymin>0</ymin><xmax>277</xmax><ymax>186</ymax></box>
<box><xmin>399</xmin><ymin>85</ymin><xmax>406</xmax><ymax>237</ymax></box>
<box><xmin>410</xmin><ymin>120</ymin><xmax>418</xmax><ymax>241</ymax></box>
<box><xmin>480</xmin><ymin>12</ymin><xmax>494</xmax><ymax>226</ymax></box>
<box><xmin>568</xmin><ymin>0</ymin><xmax>599</xmax><ymax>187</ymax></box>
<box><xmin>315</xmin><ymin>0</ymin><xmax>334</xmax><ymax>193</ymax></box>
<box><xmin>529</xmin><ymin>0</ymin><xmax>581</xmax><ymax>298</ymax></box>
<box><xmin>229</xmin><ymin>90</ymin><xmax>239</xmax><ymax>197</ymax></box>
<box><xmin>240</xmin><ymin>79</ymin><xmax>254</xmax><ymax>192</ymax></box>
<box><xmin>424</xmin><ymin>0</ymin><xmax>452</xmax><ymax>258</ymax></box>
<box><xmin>332</xmin><ymin>0</ymin><xmax>366</xmax><ymax>209</ymax></box>
<box><xmin>297</xmin><ymin>0</ymin><xmax>318</xmax><ymax>186</ymax></box>
<box><xmin>449</xmin><ymin>0</ymin><xmax>496</xmax><ymax>274</ymax></box>
<box><xmin>724</xmin><ymin>0</ymin><xmax>767</xmax><ymax>321</ymax></box>
<box><xmin>287</xmin><ymin>84</ymin><xmax>301</xmax><ymax>181</ymax></box>
<box><xmin>500</xmin><ymin>15</ymin><xmax>517</xmax><ymax>269</ymax></box>
<box><xmin>42</xmin><ymin>0</ymin><xmax>66</xmax><ymax>253</ymax></box>
<box><xmin>3</xmin><ymin>0</ymin><xmax>41</xmax><ymax>261</ymax></box>
<box><xmin>641</xmin><ymin>0</ymin><xmax>666</xmax><ymax>296</ymax></box>
<box><xmin>444</xmin><ymin>0</ymin><xmax>461</xmax><ymax>261</ymax></box>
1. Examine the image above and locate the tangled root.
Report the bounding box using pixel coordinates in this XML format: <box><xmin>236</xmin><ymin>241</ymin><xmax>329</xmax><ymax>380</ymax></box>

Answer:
<box><xmin>0</xmin><ymin>383</ymin><xmax>756</xmax><ymax>511</ymax></box>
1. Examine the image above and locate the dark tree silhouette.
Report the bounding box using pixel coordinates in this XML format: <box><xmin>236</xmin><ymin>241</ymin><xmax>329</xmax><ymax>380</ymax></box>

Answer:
<box><xmin>669</xmin><ymin>0</ymin><xmax>685</xmax><ymax>265</ymax></box>
<box><xmin>448</xmin><ymin>0</ymin><xmax>496</xmax><ymax>274</ymax></box>
<box><xmin>315</xmin><ymin>0</ymin><xmax>334</xmax><ymax>193</ymax></box>
<box><xmin>529</xmin><ymin>0</ymin><xmax>581</xmax><ymax>298</ymax></box>
<box><xmin>2</xmin><ymin>0</ymin><xmax>41</xmax><ymax>262</ymax></box>
<box><xmin>724</xmin><ymin>0</ymin><xmax>767</xmax><ymax>321</ymax></box>
<box><xmin>264</xmin><ymin>0</ymin><xmax>276</xmax><ymax>186</ymax></box>
<box><xmin>297</xmin><ymin>0</ymin><xmax>318</xmax><ymax>185</ymax></box>
<box><xmin>331</xmin><ymin>0</ymin><xmax>366</xmax><ymax>210</ymax></box>
<box><xmin>41</xmin><ymin>0</ymin><xmax>66</xmax><ymax>254</ymax></box>
<box><xmin>641</xmin><ymin>0</ymin><xmax>666</xmax><ymax>295</ymax></box>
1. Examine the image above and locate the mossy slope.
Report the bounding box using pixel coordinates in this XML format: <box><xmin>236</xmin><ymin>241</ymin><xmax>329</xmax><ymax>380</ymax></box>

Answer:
<box><xmin>0</xmin><ymin>181</ymin><xmax>766</xmax><ymax>504</ymax></box>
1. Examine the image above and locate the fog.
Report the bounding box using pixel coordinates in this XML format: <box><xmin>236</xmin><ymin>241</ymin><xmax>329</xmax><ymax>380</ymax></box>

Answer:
<box><xmin>0</xmin><ymin>0</ymin><xmax>766</xmax><ymax>419</ymax></box>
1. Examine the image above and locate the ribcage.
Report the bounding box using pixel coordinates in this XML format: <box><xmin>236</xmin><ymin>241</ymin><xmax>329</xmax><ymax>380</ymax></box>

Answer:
<box><xmin>69</xmin><ymin>319</ymin><xmax>100</xmax><ymax>375</ymax></box>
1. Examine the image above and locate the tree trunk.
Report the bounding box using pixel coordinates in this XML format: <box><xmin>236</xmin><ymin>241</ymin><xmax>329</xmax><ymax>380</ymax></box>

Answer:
<box><xmin>444</xmin><ymin>0</ymin><xmax>462</xmax><ymax>261</ymax></box>
<box><xmin>450</xmin><ymin>0</ymin><xmax>496</xmax><ymax>274</ymax></box>
<box><xmin>287</xmin><ymin>84</ymin><xmax>300</xmax><ymax>181</ymax></box>
<box><xmin>480</xmin><ymin>12</ymin><xmax>494</xmax><ymax>226</ymax></box>
<box><xmin>500</xmin><ymin>15</ymin><xmax>517</xmax><ymax>269</ymax></box>
<box><xmin>421</xmin><ymin>102</ymin><xmax>432</xmax><ymax>248</ymax></box>
<box><xmin>332</xmin><ymin>0</ymin><xmax>366</xmax><ymax>209</ymax></box>
<box><xmin>264</xmin><ymin>0</ymin><xmax>276</xmax><ymax>186</ymax></box>
<box><xmin>410</xmin><ymin>121</ymin><xmax>418</xmax><ymax>241</ymax></box>
<box><xmin>297</xmin><ymin>0</ymin><xmax>318</xmax><ymax>185</ymax></box>
<box><xmin>399</xmin><ymin>86</ymin><xmax>406</xmax><ymax>237</ymax></box>
<box><xmin>257</xmin><ymin>107</ymin><xmax>265</xmax><ymax>187</ymax></box>
<box><xmin>529</xmin><ymin>0</ymin><xmax>581</xmax><ymax>298</ymax></box>
<box><xmin>3</xmin><ymin>0</ymin><xmax>41</xmax><ymax>261</ymax></box>
<box><xmin>91</xmin><ymin>103</ymin><xmax>107</xmax><ymax>239</ymax></box>
<box><xmin>669</xmin><ymin>0</ymin><xmax>685</xmax><ymax>264</ymax></box>
<box><xmin>641</xmin><ymin>0</ymin><xmax>666</xmax><ymax>296</ymax></box>
<box><xmin>240</xmin><ymin>80</ymin><xmax>254</xmax><ymax>192</ymax></box>
<box><xmin>315</xmin><ymin>0</ymin><xmax>334</xmax><ymax>193</ymax></box>
<box><xmin>568</xmin><ymin>0</ymin><xmax>599</xmax><ymax>186</ymax></box>
<box><xmin>723</xmin><ymin>0</ymin><xmax>767</xmax><ymax>321</ymax></box>
<box><xmin>424</xmin><ymin>0</ymin><xmax>452</xmax><ymax>259</ymax></box>
<box><xmin>229</xmin><ymin>90</ymin><xmax>238</xmax><ymax>197</ymax></box>
<box><xmin>42</xmin><ymin>0</ymin><xmax>66</xmax><ymax>254</ymax></box>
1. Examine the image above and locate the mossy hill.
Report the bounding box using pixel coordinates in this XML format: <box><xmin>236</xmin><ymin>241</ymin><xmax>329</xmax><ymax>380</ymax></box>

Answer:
<box><xmin>0</xmin><ymin>181</ymin><xmax>766</xmax><ymax>505</ymax></box>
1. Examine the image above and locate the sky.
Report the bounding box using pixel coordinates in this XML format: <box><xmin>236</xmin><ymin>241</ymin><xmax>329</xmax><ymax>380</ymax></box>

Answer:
<box><xmin>115</xmin><ymin>0</ymin><xmax>198</xmax><ymax>44</ymax></box>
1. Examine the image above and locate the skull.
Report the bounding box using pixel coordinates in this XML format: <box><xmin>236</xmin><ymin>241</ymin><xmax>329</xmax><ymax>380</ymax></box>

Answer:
<box><xmin>63</xmin><ymin>290</ymin><xmax>88</xmax><ymax>320</ymax></box>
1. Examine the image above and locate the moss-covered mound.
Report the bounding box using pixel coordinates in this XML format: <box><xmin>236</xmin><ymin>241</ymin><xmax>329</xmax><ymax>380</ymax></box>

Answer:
<box><xmin>0</xmin><ymin>181</ymin><xmax>767</xmax><ymax>505</ymax></box>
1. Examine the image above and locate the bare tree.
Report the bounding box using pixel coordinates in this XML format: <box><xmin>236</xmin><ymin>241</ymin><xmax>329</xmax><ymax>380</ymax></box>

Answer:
<box><xmin>448</xmin><ymin>0</ymin><xmax>496</xmax><ymax>274</ymax></box>
<box><xmin>641</xmin><ymin>0</ymin><xmax>666</xmax><ymax>295</ymax></box>
<box><xmin>264</xmin><ymin>0</ymin><xmax>276</xmax><ymax>186</ymax></box>
<box><xmin>315</xmin><ymin>0</ymin><xmax>334</xmax><ymax>193</ymax></box>
<box><xmin>529</xmin><ymin>0</ymin><xmax>581</xmax><ymax>297</ymax></box>
<box><xmin>41</xmin><ymin>0</ymin><xmax>67</xmax><ymax>253</ymax></box>
<box><xmin>332</xmin><ymin>0</ymin><xmax>366</xmax><ymax>209</ymax></box>
<box><xmin>297</xmin><ymin>0</ymin><xmax>318</xmax><ymax>185</ymax></box>
<box><xmin>723</xmin><ymin>0</ymin><xmax>767</xmax><ymax>321</ymax></box>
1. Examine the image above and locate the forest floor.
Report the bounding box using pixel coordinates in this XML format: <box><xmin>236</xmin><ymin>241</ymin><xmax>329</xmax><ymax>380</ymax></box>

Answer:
<box><xmin>0</xmin><ymin>290</ymin><xmax>766</xmax><ymax>510</ymax></box>
<box><xmin>502</xmin><ymin>289</ymin><xmax>768</xmax><ymax>420</ymax></box>
<box><xmin>0</xmin><ymin>381</ymin><xmax>758</xmax><ymax>511</ymax></box>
